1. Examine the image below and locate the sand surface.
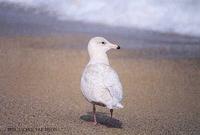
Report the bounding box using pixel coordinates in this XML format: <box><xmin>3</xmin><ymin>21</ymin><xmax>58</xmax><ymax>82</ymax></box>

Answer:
<box><xmin>0</xmin><ymin>35</ymin><xmax>200</xmax><ymax>135</ymax></box>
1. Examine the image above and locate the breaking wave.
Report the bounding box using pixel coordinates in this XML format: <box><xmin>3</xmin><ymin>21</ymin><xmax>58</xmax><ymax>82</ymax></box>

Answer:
<box><xmin>1</xmin><ymin>0</ymin><xmax>200</xmax><ymax>36</ymax></box>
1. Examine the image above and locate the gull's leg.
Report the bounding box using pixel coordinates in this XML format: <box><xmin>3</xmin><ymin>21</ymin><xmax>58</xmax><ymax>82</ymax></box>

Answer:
<box><xmin>110</xmin><ymin>109</ymin><xmax>113</xmax><ymax>118</ymax></box>
<box><xmin>93</xmin><ymin>104</ymin><xmax>97</xmax><ymax>125</ymax></box>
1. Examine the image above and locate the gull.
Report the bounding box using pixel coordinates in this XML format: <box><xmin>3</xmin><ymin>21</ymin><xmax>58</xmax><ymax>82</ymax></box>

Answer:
<box><xmin>81</xmin><ymin>37</ymin><xmax>123</xmax><ymax>124</ymax></box>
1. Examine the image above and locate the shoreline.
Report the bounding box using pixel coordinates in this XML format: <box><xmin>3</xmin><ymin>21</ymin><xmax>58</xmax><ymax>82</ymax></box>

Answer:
<box><xmin>1</xmin><ymin>35</ymin><xmax>200</xmax><ymax>58</ymax></box>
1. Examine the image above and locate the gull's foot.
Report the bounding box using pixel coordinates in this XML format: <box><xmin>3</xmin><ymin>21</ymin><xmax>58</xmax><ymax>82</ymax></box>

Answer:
<box><xmin>93</xmin><ymin>122</ymin><xmax>98</xmax><ymax>125</ymax></box>
<box><xmin>86</xmin><ymin>121</ymin><xmax>98</xmax><ymax>126</ymax></box>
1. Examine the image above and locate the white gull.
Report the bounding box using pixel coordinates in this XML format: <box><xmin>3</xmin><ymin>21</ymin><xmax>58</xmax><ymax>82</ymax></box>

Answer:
<box><xmin>81</xmin><ymin>37</ymin><xmax>123</xmax><ymax>124</ymax></box>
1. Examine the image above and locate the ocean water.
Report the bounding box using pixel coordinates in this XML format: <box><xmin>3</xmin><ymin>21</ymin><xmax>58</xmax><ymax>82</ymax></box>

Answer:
<box><xmin>0</xmin><ymin>2</ymin><xmax>200</xmax><ymax>58</ymax></box>
<box><xmin>0</xmin><ymin>0</ymin><xmax>200</xmax><ymax>36</ymax></box>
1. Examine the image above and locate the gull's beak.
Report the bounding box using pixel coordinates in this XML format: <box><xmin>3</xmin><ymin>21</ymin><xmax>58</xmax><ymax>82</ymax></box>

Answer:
<box><xmin>110</xmin><ymin>44</ymin><xmax>120</xmax><ymax>49</ymax></box>
<box><xmin>116</xmin><ymin>45</ymin><xmax>120</xmax><ymax>49</ymax></box>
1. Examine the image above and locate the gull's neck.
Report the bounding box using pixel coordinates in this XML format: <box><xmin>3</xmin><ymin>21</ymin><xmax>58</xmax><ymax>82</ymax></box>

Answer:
<box><xmin>88</xmin><ymin>52</ymin><xmax>109</xmax><ymax>65</ymax></box>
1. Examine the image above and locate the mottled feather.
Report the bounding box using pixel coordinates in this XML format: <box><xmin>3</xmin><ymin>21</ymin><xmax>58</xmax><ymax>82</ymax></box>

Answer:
<box><xmin>81</xmin><ymin>63</ymin><xmax>123</xmax><ymax>109</ymax></box>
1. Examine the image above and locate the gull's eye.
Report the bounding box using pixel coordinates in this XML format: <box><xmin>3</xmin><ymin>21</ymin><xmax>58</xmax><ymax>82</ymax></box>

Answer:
<box><xmin>101</xmin><ymin>41</ymin><xmax>106</xmax><ymax>44</ymax></box>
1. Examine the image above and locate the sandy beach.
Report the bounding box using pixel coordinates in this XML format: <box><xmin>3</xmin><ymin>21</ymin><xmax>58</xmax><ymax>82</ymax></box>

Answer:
<box><xmin>0</xmin><ymin>35</ymin><xmax>200</xmax><ymax>135</ymax></box>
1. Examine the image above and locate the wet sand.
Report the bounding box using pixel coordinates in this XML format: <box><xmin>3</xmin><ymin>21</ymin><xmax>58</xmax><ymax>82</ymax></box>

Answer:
<box><xmin>0</xmin><ymin>35</ymin><xmax>200</xmax><ymax>135</ymax></box>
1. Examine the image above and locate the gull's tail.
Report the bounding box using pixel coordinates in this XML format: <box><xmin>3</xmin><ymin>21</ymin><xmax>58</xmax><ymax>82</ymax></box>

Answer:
<box><xmin>116</xmin><ymin>103</ymin><xmax>123</xmax><ymax>109</ymax></box>
<box><xmin>106</xmin><ymin>102</ymin><xmax>124</xmax><ymax>109</ymax></box>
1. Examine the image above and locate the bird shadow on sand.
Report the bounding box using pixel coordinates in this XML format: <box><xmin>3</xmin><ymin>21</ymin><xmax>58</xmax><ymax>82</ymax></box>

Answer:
<box><xmin>80</xmin><ymin>112</ymin><xmax>122</xmax><ymax>128</ymax></box>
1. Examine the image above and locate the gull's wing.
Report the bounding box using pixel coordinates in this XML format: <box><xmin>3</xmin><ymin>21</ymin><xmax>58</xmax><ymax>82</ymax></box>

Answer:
<box><xmin>103</xmin><ymin>66</ymin><xmax>123</xmax><ymax>102</ymax></box>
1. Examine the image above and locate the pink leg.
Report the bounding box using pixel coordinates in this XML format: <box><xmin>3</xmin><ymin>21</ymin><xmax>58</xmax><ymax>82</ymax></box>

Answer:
<box><xmin>110</xmin><ymin>109</ymin><xmax>113</xmax><ymax>118</ymax></box>
<box><xmin>93</xmin><ymin>104</ymin><xmax>97</xmax><ymax>125</ymax></box>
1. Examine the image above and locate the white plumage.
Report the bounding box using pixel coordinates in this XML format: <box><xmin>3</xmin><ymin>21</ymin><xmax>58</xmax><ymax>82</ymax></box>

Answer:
<box><xmin>81</xmin><ymin>37</ymin><xmax>123</xmax><ymax>124</ymax></box>
<box><xmin>81</xmin><ymin>64</ymin><xmax>123</xmax><ymax>109</ymax></box>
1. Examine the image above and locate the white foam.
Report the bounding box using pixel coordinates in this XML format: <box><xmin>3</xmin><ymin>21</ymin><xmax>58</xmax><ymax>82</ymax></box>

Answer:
<box><xmin>1</xmin><ymin>0</ymin><xmax>200</xmax><ymax>36</ymax></box>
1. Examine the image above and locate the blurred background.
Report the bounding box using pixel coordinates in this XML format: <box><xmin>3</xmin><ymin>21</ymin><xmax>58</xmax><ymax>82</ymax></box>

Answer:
<box><xmin>0</xmin><ymin>0</ymin><xmax>200</xmax><ymax>57</ymax></box>
<box><xmin>1</xmin><ymin>0</ymin><xmax>200</xmax><ymax>36</ymax></box>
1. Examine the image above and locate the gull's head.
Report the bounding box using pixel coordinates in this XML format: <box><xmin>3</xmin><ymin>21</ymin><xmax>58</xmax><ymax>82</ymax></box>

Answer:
<box><xmin>88</xmin><ymin>37</ymin><xmax>120</xmax><ymax>56</ymax></box>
